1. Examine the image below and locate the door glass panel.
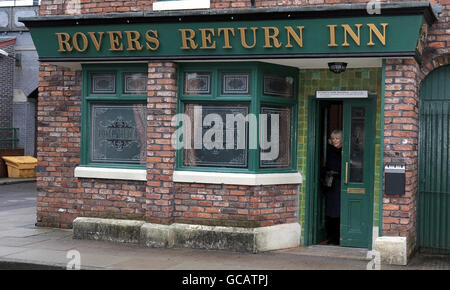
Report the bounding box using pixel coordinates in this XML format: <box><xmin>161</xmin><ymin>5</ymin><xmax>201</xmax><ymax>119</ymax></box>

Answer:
<box><xmin>349</xmin><ymin>107</ymin><xmax>365</xmax><ymax>183</ymax></box>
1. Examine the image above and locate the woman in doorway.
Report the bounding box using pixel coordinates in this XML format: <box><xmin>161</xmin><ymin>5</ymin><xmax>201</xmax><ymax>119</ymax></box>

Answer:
<box><xmin>324</xmin><ymin>130</ymin><xmax>342</xmax><ymax>245</ymax></box>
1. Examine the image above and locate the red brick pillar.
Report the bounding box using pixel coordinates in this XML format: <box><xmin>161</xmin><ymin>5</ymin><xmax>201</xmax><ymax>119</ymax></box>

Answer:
<box><xmin>36</xmin><ymin>63</ymin><xmax>82</xmax><ymax>228</ymax></box>
<box><xmin>146</xmin><ymin>62</ymin><xmax>178</xmax><ymax>224</ymax></box>
<box><xmin>383</xmin><ymin>58</ymin><xmax>420</xmax><ymax>255</ymax></box>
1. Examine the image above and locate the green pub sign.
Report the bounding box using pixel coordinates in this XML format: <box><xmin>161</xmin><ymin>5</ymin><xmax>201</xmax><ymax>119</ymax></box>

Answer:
<box><xmin>27</xmin><ymin>15</ymin><xmax>426</xmax><ymax>60</ymax></box>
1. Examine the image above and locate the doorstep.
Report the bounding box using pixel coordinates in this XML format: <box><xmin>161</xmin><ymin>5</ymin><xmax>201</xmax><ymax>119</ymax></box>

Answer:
<box><xmin>275</xmin><ymin>245</ymin><xmax>370</xmax><ymax>261</ymax></box>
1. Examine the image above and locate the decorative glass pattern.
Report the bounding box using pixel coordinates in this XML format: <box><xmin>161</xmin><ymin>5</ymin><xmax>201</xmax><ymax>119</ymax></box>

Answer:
<box><xmin>184</xmin><ymin>72</ymin><xmax>211</xmax><ymax>95</ymax></box>
<box><xmin>183</xmin><ymin>104</ymin><xmax>249</xmax><ymax>168</ymax></box>
<box><xmin>91</xmin><ymin>74</ymin><xmax>116</xmax><ymax>94</ymax></box>
<box><xmin>124</xmin><ymin>73</ymin><xmax>147</xmax><ymax>94</ymax></box>
<box><xmin>90</xmin><ymin>104</ymin><xmax>146</xmax><ymax>164</ymax></box>
<box><xmin>349</xmin><ymin>107</ymin><xmax>365</xmax><ymax>183</ymax></box>
<box><xmin>260</xmin><ymin>107</ymin><xmax>291</xmax><ymax>168</ymax></box>
<box><xmin>222</xmin><ymin>73</ymin><xmax>250</xmax><ymax>95</ymax></box>
<box><xmin>263</xmin><ymin>75</ymin><xmax>294</xmax><ymax>98</ymax></box>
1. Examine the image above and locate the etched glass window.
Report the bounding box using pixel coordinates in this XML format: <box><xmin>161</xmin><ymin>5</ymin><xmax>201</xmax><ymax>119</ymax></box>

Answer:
<box><xmin>222</xmin><ymin>73</ymin><xmax>250</xmax><ymax>95</ymax></box>
<box><xmin>183</xmin><ymin>104</ymin><xmax>249</xmax><ymax>168</ymax></box>
<box><xmin>260</xmin><ymin>107</ymin><xmax>291</xmax><ymax>168</ymax></box>
<box><xmin>91</xmin><ymin>73</ymin><xmax>116</xmax><ymax>94</ymax></box>
<box><xmin>263</xmin><ymin>75</ymin><xmax>294</xmax><ymax>98</ymax></box>
<box><xmin>124</xmin><ymin>73</ymin><xmax>147</xmax><ymax>94</ymax></box>
<box><xmin>349</xmin><ymin>107</ymin><xmax>365</xmax><ymax>183</ymax></box>
<box><xmin>90</xmin><ymin>104</ymin><xmax>146</xmax><ymax>164</ymax></box>
<box><xmin>184</xmin><ymin>72</ymin><xmax>211</xmax><ymax>95</ymax></box>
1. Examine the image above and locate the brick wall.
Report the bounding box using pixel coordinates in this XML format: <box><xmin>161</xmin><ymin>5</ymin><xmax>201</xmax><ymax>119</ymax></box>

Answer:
<box><xmin>144</xmin><ymin>62</ymin><xmax>299</xmax><ymax>227</ymax></box>
<box><xmin>36</xmin><ymin>61</ymin><xmax>298</xmax><ymax>228</ymax></box>
<box><xmin>38</xmin><ymin>0</ymin><xmax>437</xmax><ymax>15</ymax></box>
<box><xmin>174</xmin><ymin>184</ymin><xmax>298</xmax><ymax>227</ymax></box>
<box><xmin>0</xmin><ymin>42</ymin><xmax>15</xmax><ymax>149</ymax></box>
<box><xmin>33</xmin><ymin>0</ymin><xmax>450</xmax><ymax>254</ymax></box>
<box><xmin>36</xmin><ymin>64</ymin><xmax>147</xmax><ymax>228</ymax></box>
<box><xmin>383</xmin><ymin>59</ymin><xmax>421</xmax><ymax>255</ymax></box>
<box><xmin>145</xmin><ymin>61</ymin><xmax>177</xmax><ymax>225</ymax></box>
<box><xmin>380</xmin><ymin>0</ymin><xmax>450</xmax><ymax>256</ymax></box>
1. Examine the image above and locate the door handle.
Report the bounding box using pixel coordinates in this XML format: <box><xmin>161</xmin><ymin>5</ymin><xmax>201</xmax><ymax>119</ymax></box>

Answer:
<box><xmin>345</xmin><ymin>162</ymin><xmax>349</xmax><ymax>184</ymax></box>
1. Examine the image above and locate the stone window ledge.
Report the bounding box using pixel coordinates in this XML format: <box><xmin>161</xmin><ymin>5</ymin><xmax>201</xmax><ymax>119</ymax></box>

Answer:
<box><xmin>74</xmin><ymin>166</ymin><xmax>146</xmax><ymax>181</ymax></box>
<box><xmin>153</xmin><ymin>0</ymin><xmax>210</xmax><ymax>11</ymax></box>
<box><xmin>173</xmin><ymin>171</ymin><xmax>302</xmax><ymax>186</ymax></box>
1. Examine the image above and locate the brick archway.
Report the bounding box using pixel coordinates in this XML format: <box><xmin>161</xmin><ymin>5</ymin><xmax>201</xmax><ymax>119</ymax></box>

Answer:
<box><xmin>421</xmin><ymin>54</ymin><xmax>450</xmax><ymax>80</ymax></box>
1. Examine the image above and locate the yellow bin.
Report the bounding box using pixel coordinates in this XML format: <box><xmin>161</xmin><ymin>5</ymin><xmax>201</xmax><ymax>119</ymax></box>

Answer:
<box><xmin>1</xmin><ymin>156</ymin><xmax>37</xmax><ymax>178</ymax></box>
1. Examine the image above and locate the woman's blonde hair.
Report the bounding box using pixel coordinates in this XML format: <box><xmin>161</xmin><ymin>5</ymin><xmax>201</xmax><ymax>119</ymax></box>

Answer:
<box><xmin>330</xmin><ymin>130</ymin><xmax>342</xmax><ymax>139</ymax></box>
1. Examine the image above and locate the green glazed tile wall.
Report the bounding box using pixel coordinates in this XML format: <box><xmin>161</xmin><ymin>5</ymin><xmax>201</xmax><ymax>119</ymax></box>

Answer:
<box><xmin>297</xmin><ymin>68</ymin><xmax>382</xmax><ymax>245</ymax></box>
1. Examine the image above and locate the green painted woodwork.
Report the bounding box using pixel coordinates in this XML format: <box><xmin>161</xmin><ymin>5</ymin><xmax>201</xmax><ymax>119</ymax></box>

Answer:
<box><xmin>175</xmin><ymin>62</ymin><xmax>298</xmax><ymax>174</ymax></box>
<box><xmin>418</xmin><ymin>65</ymin><xmax>450</xmax><ymax>254</ymax></box>
<box><xmin>81</xmin><ymin>64</ymin><xmax>147</xmax><ymax>169</ymax></box>
<box><xmin>340</xmin><ymin>97</ymin><xmax>376</xmax><ymax>248</ymax></box>
<box><xmin>300</xmin><ymin>68</ymin><xmax>382</xmax><ymax>247</ymax></box>
<box><xmin>27</xmin><ymin>15</ymin><xmax>425</xmax><ymax>60</ymax></box>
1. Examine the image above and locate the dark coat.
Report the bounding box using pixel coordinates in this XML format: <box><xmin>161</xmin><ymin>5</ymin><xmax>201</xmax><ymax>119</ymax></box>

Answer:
<box><xmin>324</xmin><ymin>144</ymin><xmax>342</xmax><ymax>218</ymax></box>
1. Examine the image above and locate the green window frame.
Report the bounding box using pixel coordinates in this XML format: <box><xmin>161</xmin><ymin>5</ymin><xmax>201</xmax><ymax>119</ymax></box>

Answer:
<box><xmin>81</xmin><ymin>64</ymin><xmax>148</xmax><ymax>169</ymax></box>
<box><xmin>176</xmin><ymin>62</ymin><xmax>298</xmax><ymax>174</ymax></box>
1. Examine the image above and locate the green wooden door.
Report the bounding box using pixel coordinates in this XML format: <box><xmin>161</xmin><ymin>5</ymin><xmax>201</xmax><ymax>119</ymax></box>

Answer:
<box><xmin>305</xmin><ymin>97</ymin><xmax>327</xmax><ymax>245</ymax></box>
<box><xmin>418</xmin><ymin>66</ymin><xmax>450</xmax><ymax>254</ymax></box>
<box><xmin>340</xmin><ymin>97</ymin><xmax>376</xmax><ymax>248</ymax></box>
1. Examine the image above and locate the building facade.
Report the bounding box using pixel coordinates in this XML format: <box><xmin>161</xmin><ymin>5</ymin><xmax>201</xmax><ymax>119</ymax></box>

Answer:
<box><xmin>0</xmin><ymin>1</ymin><xmax>39</xmax><ymax>156</ymax></box>
<box><xmin>21</xmin><ymin>0</ymin><xmax>450</xmax><ymax>265</ymax></box>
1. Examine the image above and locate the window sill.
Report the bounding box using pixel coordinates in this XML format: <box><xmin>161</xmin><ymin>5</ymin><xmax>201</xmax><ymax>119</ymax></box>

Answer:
<box><xmin>173</xmin><ymin>171</ymin><xmax>302</xmax><ymax>186</ymax></box>
<box><xmin>74</xmin><ymin>166</ymin><xmax>146</xmax><ymax>181</ymax></box>
<box><xmin>152</xmin><ymin>0</ymin><xmax>210</xmax><ymax>11</ymax></box>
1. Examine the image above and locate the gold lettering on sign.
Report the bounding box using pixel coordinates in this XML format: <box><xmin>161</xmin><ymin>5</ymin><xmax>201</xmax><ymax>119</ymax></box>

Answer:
<box><xmin>342</xmin><ymin>24</ymin><xmax>362</xmax><ymax>47</ymax></box>
<box><xmin>179</xmin><ymin>29</ymin><xmax>198</xmax><ymax>50</ymax></box>
<box><xmin>218</xmin><ymin>28</ymin><xmax>235</xmax><ymax>49</ymax></box>
<box><xmin>125</xmin><ymin>31</ymin><xmax>143</xmax><ymax>51</ymax></box>
<box><xmin>199</xmin><ymin>28</ymin><xmax>216</xmax><ymax>49</ymax></box>
<box><xmin>88</xmin><ymin>32</ymin><xmax>104</xmax><ymax>52</ymax></box>
<box><xmin>73</xmin><ymin>32</ymin><xmax>88</xmax><ymax>52</ymax></box>
<box><xmin>145</xmin><ymin>30</ymin><xmax>160</xmax><ymax>51</ymax></box>
<box><xmin>367</xmin><ymin>23</ymin><xmax>388</xmax><ymax>46</ymax></box>
<box><xmin>263</xmin><ymin>27</ymin><xmax>282</xmax><ymax>48</ymax></box>
<box><xmin>327</xmin><ymin>25</ymin><xmax>338</xmax><ymax>47</ymax></box>
<box><xmin>238</xmin><ymin>27</ymin><xmax>258</xmax><ymax>49</ymax></box>
<box><xmin>54</xmin><ymin>23</ymin><xmax>391</xmax><ymax>54</ymax></box>
<box><xmin>56</xmin><ymin>32</ymin><xmax>73</xmax><ymax>52</ymax></box>
<box><xmin>108</xmin><ymin>31</ymin><xmax>124</xmax><ymax>51</ymax></box>
<box><xmin>284</xmin><ymin>26</ymin><xmax>304</xmax><ymax>48</ymax></box>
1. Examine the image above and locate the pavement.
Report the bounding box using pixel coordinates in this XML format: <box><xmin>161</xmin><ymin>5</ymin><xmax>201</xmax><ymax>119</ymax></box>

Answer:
<box><xmin>0</xmin><ymin>177</ymin><xmax>36</xmax><ymax>186</ymax></box>
<box><xmin>0</xmin><ymin>181</ymin><xmax>449</xmax><ymax>271</ymax></box>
